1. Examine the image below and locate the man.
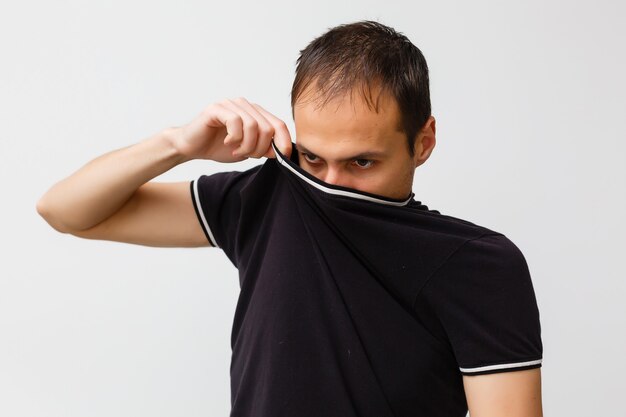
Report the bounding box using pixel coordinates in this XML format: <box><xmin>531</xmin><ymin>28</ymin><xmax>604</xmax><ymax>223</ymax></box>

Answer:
<box><xmin>37</xmin><ymin>20</ymin><xmax>543</xmax><ymax>417</ymax></box>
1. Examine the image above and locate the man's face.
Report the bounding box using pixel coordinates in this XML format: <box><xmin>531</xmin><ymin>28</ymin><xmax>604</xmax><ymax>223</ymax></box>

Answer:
<box><xmin>293</xmin><ymin>86</ymin><xmax>435</xmax><ymax>200</ymax></box>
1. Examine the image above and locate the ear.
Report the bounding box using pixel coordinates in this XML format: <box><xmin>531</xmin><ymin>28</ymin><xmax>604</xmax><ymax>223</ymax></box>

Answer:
<box><xmin>412</xmin><ymin>116</ymin><xmax>436</xmax><ymax>167</ymax></box>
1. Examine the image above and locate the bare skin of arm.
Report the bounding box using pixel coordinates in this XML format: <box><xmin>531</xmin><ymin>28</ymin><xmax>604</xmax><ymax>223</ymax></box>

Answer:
<box><xmin>36</xmin><ymin>98</ymin><xmax>293</xmax><ymax>247</ymax></box>
<box><xmin>463</xmin><ymin>368</ymin><xmax>543</xmax><ymax>417</ymax></box>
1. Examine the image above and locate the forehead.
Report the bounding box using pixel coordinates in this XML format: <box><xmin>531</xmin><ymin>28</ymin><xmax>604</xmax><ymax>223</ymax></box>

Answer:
<box><xmin>293</xmin><ymin>83</ymin><xmax>403</xmax><ymax>142</ymax></box>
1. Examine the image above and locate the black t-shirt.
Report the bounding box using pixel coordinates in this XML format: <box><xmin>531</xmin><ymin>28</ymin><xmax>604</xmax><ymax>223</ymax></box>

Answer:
<box><xmin>189</xmin><ymin>141</ymin><xmax>543</xmax><ymax>417</ymax></box>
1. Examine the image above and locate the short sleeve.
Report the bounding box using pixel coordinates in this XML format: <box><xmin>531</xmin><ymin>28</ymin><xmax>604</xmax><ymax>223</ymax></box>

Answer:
<box><xmin>189</xmin><ymin>165</ymin><xmax>262</xmax><ymax>257</ymax></box>
<box><xmin>413</xmin><ymin>233</ymin><xmax>543</xmax><ymax>376</ymax></box>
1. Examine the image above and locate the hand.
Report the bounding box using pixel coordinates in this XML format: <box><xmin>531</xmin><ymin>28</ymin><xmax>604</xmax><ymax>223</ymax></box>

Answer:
<box><xmin>169</xmin><ymin>97</ymin><xmax>293</xmax><ymax>163</ymax></box>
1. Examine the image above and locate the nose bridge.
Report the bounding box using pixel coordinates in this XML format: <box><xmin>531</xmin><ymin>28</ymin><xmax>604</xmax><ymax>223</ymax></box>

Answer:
<box><xmin>324</xmin><ymin>164</ymin><xmax>343</xmax><ymax>185</ymax></box>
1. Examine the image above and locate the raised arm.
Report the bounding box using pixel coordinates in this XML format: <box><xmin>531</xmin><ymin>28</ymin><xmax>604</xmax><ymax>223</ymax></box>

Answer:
<box><xmin>35</xmin><ymin>98</ymin><xmax>292</xmax><ymax>247</ymax></box>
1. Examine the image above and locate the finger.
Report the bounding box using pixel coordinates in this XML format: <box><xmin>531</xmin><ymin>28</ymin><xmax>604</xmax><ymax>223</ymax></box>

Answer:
<box><xmin>251</xmin><ymin>103</ymin><xmax>292</xmax><ymax>159</ymax></box>
<box><xmin>221</xmin><ymin>99</ymin><xmax>259</xmax><ymax>157</ymax></box>
<box><xmin>207</xmin><ymin>103</ymin><xmax>244</xmax><ymax>148</ymax></box>
<box><xmin>231</xmin><ymin>97</ymin><xmax>275</xmax><ymax>158</ymax></box>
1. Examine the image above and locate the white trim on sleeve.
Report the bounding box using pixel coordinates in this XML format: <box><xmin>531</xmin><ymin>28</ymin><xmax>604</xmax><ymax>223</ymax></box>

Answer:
<box><xmin>459</xmin><ymin>358</ymin><xmax>542</xmax><ymax>374</ymax></box>
<box><xmin>193</xmin><ymin>177</ymin><xmax>219</xmax><ymax>248</ymax></box>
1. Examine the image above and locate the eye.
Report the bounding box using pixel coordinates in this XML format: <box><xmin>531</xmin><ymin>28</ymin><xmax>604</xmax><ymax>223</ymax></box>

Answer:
<box><xmin>302</xmin><ymin>152</ymin><xmax>320</xmax><ymax>163</ymax></box>
<box><xmin>354</xmin><ymin>159</ymin><xmax>374</xmax><ymax>168</ymax></box>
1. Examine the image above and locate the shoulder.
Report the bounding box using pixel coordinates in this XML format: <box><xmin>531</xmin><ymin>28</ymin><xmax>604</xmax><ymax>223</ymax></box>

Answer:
<box><xmin>413</xmin><ymin>232</ymin><xmax>543</xmax><ymax>376</ymax></box>
<box><xmin>458</xmin><ymin>233</ymin><xmax>528</xmax><ymax>268</ymax></box>
<box><xmin>415</xmin><ymin>232</ymin><xmax>536</xmax><ymax>310</ymax></box>
<box><xmin>435</xmin><ymin>233</ymin><xmax>531</xmax><ymax>287</ymax></box>
<box><xmin>404</xmin><ymin>199</ymin><xmax>508</xmax><ymax>244</ymax></box>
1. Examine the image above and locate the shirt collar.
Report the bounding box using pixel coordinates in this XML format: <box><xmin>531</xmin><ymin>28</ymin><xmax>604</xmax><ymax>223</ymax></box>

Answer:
<box><xmin>271</xmin><ymin>140</ymin><xmax>415</xmax><ymax>207</ymax></box>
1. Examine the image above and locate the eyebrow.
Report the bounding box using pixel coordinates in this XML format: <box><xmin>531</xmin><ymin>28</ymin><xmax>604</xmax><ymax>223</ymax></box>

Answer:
<box><xmin>295</xmin><ymin>143</ymin><xmax>387</xmax><ymax>161</ymax></box>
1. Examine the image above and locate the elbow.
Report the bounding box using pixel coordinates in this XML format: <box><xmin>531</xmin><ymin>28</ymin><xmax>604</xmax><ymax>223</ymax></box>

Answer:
<box><xmin>36</xmin><ymin>198</ymin><xmax>72</xmax><ymax>234</ymax></box>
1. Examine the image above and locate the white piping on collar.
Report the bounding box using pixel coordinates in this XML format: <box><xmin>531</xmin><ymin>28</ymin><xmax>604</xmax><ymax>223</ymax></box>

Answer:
<box><xmin>271</xmin><ymin>141</ymin><xmax>413</xmax><ymax>207</ymax></box>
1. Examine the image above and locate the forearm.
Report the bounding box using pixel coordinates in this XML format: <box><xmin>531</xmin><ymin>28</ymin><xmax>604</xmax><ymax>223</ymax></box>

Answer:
<box><xmin>36</xmin><ymin>128</ymin><xmax>190</xmax><ymax>232</ymax></box>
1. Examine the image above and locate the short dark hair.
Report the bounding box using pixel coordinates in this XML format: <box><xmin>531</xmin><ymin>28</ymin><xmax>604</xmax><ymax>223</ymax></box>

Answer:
<box><xmin>290</xmin><ymin>20</ymin><xmax>431</xmax><ymax>158</ymax></box>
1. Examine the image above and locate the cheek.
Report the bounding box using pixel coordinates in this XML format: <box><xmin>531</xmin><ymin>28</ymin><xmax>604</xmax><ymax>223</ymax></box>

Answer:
<box><xmin>376</xmin><ymin>163</ymin><xmax>413</xmax><ymax>194</ymax></box>
<box><xmin>357</xmin><ymin>166</ymin><xmax>398</xmax><ymax>193</ymax></box>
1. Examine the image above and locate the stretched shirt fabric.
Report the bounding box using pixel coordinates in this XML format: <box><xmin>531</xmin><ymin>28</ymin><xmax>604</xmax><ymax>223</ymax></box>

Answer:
<box><xmin>189</xmin><ymin>140</ymin><xmax>543</xmax><ymax>417</ymax></box>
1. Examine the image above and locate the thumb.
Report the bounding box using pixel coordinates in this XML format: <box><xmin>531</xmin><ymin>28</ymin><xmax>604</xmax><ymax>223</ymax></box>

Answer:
<box><xmin>265</xmin><ymin>137</ymin><xmax>292</xmax><ymax>160</ymax></box>
<box><xmin>272</xmin><ymin>123</ymin><xmax>293</xmax><ymax>159</ymax></box>
<box><xmin>278</xmin><ymin>137</ymin><xmax>292</xmax><ymax>159</ymax></box>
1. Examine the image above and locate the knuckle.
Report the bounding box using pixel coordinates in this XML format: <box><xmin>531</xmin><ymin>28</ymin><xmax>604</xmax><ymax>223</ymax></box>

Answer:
<box><xmin>249</xmin><ymin>118</ymin><xmax>259</xmax><ymax>128</ymax></box>
<box><xmin>275</xmin><ymin>120</ymin><xmax>287</xmax><ymax>130</ymax></box>
<box><xmin>238</xmin><ymin>139</ymin><xmax>256</xmax><ymax>153</ymax></box>
<box><xmin>229</xmin><ymin>132</ymin><xmax>243</xmax><ymax>142</ymax></box>
<box><xmin>244</xmin><ymin>119</ymin><xmax>259</xmax><ymax>133</ymax></box>
<box><xmin>202</xmin><ymin>103</ymin><xmax>217</xmax><ymax>116</ymax></box>
<box><xmin>231</xmin><ymin>113</ymin><xmax>243</xmax><ymax>124</ymax></box>
<box><xmin>253</xmin><ymin>142</ymin><xmax>269</xmax><ymax>157</ymax></box>
<box><xmin>239</xmin><ymin>146</ymin><xmax>254</xmax><ymax>157</ymax></box>
<box><xmin>248</xmin><ymin>147</ymin><xmax>262</xmax><ymax>158</ymax></box>
<box><xmin>259</xmin><ymin>125</ymin><xmax>274</xmax><ymax>138</ymax></box>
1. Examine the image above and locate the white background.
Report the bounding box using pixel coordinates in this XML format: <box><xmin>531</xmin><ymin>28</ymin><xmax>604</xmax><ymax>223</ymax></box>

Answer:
<box><xmin>2</xmin><ymin>0</ymin><xmax>625</xmax><ymax>416</ymax></box>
